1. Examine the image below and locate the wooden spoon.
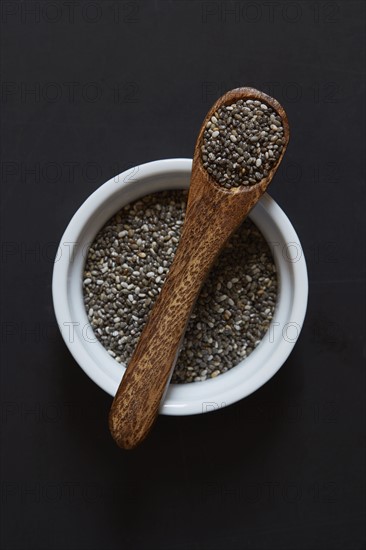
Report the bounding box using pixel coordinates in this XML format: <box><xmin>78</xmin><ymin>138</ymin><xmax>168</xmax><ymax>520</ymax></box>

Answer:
<box><xmin>109</xmin><ymin>87</ymin><xmax>290</xmax><ymax>449</ymax></box>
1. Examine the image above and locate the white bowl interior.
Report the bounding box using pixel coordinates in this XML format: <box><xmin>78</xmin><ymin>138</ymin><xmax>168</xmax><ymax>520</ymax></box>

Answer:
<box><xmin>53</xmin><ymin>159</ymin><xmax>308</xmax><ymax>415</ymax></box>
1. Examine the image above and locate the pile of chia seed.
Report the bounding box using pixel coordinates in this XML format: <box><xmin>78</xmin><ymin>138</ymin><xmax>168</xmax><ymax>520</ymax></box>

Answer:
<box><xmin>202</xmin><ymin>99</ymin><xmax>284</xmax><ymax>188</ymax></box>
<box><xmin>83</xmin><ymin>191</ymin><xmax>277</xmax><ymax>383</ymax></box>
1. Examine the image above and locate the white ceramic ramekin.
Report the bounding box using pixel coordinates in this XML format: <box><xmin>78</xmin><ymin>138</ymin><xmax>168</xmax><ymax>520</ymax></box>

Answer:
<box><xmin>52</xmin><ymin>159</ymin><xmax>308</xmax><ymax>415</ymax></box>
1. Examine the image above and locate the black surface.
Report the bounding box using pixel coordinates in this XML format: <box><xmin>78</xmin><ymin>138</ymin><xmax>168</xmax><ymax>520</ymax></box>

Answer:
<box><xmin>0</xmin><ymin>1</ymin><xmax>365</xmax><ymax>549</ymax></box>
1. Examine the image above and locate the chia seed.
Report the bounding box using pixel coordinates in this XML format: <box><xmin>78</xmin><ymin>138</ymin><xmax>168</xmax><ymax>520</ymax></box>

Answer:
<box><xmin>202</xmin><ymin>99</ymin><xmax>284</xmax><ymax>188</ymax></box>
<box><xmin>83</xmin><ymin>191</ymin><xmax>277</xmax><ymax>383</ymax></box>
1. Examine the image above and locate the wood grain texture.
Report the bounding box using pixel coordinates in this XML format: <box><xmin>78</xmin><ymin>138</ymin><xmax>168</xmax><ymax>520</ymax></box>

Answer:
<box><xmin>109</xmin><ymin>88</ymin><xmax>290</xmax><ymax>449</ymax></box>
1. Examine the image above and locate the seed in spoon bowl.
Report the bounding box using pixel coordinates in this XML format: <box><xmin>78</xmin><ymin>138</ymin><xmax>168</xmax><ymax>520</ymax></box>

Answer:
<box><xmin>202</xmin><ymin>99</ymin><xmax>285</xmax><ymax>188</ymax></box>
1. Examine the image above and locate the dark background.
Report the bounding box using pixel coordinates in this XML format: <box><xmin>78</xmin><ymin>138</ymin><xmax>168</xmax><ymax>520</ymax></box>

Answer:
<box><xmin>1</xmin><ymin>1</ymin><xmax>365</xmax><ymax>549</ymax></box>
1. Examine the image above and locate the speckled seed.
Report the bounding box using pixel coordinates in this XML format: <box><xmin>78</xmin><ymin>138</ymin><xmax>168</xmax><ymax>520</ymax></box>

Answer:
<box><xmin>201</xmin><ymin>99</ymin><xmax>284</xmax><ymax>189</ymax></box>
<box><xmin>83</xmin><ymin>191</ymin><xmax>277</xmax><ymax>384</ymax></box>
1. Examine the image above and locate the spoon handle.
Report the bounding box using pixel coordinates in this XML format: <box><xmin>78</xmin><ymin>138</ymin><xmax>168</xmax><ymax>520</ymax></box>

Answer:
<box><xmin>109</xmin><ymin>162</ymin><xmax>265</xmax><ymax>449</ymax></box>
<box><xmin>109</xmin><ymin>205</ymin><xmax>229</xmax><ymax>449</ymax></box>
